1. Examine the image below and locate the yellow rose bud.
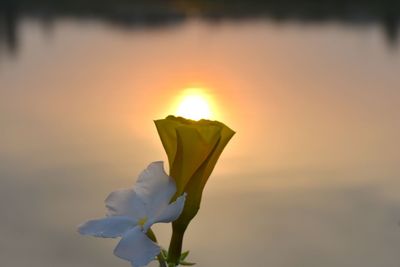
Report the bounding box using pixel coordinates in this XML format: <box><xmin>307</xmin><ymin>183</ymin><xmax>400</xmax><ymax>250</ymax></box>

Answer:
<box><xmin>154</xmin><ymin>115</ymin><xmax>235</xmax><ymax>265</ymax></box>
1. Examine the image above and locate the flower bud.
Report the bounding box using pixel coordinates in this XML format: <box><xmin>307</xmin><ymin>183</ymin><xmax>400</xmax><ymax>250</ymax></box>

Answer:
<box><xmin>155</xmin><ymin>115</ymin><xmax>235</xmax><ymax>265</ymax></box>
<box><xmin>155</xmin><ymin>115</ymin><xmax>234</xmax><ymax>222</ymax></box>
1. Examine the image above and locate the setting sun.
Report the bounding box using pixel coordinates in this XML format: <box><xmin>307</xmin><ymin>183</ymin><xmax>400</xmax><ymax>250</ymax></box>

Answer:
<box><xmin>175</xmin><ymin>88</ymin><xmax>214</xmax><ymax>121</ymax></box>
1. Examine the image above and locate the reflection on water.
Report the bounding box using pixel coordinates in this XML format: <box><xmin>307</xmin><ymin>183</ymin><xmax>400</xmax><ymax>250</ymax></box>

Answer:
<box><xmin>1</xmin><ymin>0</ymin><xmax>400</xmax><ymax>57</ymax></box>
<box><xmin>1</xmin><ymin>3</ymin><xmax>400</xmax><ymax>267</ymax></box>
<box><xmin>0</xmin><ymin>2</ymin><xmax>19</xmax><ymax>55</ymax></box>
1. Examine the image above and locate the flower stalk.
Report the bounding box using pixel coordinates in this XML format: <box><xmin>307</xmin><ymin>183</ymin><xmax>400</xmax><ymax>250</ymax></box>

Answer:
<box><xmin>167</xmin><ymin>222</ymin><xmax>187</xmax><ymax>265</ymax></box>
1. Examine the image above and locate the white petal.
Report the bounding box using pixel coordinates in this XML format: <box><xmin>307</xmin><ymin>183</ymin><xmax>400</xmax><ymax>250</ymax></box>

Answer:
<box><xmin>105</xmin><ymin>188</ymin><xmax>146</xmax><ymax>222</ymax></box>
<box><xmin>78</xmin><ymin>216</ymin><xmax>136</xmax><ymax>238</ymax></box>
<box><xmin>134</xmin><ymin>161</ymin><xmax>176</xmax><ymax>218</ymax></box>
<box><xmin>145</xmin><ymin>193</ymin><xmax>186</xmax><ymax>230</ymax></box>
<box><xmin>114</xmin><ymin>226</ymin><xmax>160</xmax><ymax>267</ymax></box>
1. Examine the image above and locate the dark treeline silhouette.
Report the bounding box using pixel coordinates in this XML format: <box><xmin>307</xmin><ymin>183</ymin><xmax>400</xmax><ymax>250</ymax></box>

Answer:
<box><xmin>0</xmin><ymin>0</ymin><xmax>399</xmax><ymax>55</ymax></box>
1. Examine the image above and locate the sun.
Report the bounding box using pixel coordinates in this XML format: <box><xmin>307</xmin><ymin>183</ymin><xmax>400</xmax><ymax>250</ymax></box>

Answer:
<box><xmin>175</xmin><ymin>88</ymin><xmax>214</xmax><ymax>121</ymax></box>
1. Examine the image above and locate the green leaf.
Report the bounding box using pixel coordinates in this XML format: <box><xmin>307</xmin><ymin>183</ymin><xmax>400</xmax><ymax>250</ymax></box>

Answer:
<box><xmin>180</xmin><ymin>251</ymin><xmax>190</xmax><ymax>261</ymax></box>
<box><xmin>178</xmin><ymin>251</ymin><xmax>195</xmax><ymax>266</ymax></box>
<box><xmin>180</xmin><ymin>261</ymin><xmax>196</xmax><ymax>266</ymax></box>
<box><xmin>161</xmin><ymin>249</ymin><xmax>168</xmax><ymax>259</ymax></box>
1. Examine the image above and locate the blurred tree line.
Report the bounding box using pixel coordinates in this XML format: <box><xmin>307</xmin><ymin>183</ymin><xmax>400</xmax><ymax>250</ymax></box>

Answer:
<box><xmin>1</xmin><ymin>0</ymin><xmax>399</xmax><ymax>54</ymax></box>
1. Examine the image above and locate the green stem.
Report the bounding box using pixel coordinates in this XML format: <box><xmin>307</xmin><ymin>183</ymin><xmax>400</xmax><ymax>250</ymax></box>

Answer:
<box><xmin>158</xmin><ymin>255</ymin><xmax>167</xmax><ymax>267</ymax></box>
<box><xmin>147</xmin><ymin>229</ymin><xmax>167</xmax><ymax>267</ymax></box>
<box><xmin>167</xmin><ymin>223</ymin><xmax>187</xmax><ymax>266</ymax></box>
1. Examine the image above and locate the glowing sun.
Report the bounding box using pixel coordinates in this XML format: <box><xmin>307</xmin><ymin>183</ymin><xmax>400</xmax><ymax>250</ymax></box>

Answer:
<box><xmin>175</xmin><ymin>88</ymin><xmax>215</xmax><ymax>121</ymax></box>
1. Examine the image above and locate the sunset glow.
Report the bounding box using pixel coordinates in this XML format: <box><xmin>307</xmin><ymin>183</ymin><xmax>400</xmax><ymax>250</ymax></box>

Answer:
<box><xmin>175</xmin><ymin>88</ymin><xmax>214</xmax><ymax>121</ymax></box>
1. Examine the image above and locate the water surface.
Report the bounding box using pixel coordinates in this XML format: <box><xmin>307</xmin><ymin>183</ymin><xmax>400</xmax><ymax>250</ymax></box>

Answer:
<box><xmin>1</xmin><ymin>16</ymin><xmax>400</xmax><ymax>267</ymax></box>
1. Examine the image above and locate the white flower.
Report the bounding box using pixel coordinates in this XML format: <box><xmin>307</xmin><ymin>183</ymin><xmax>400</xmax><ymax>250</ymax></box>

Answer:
<box><xmin>78</xmin><ymin>161</ymin><xmax>186</xmax><ymax>267</ymax></box>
